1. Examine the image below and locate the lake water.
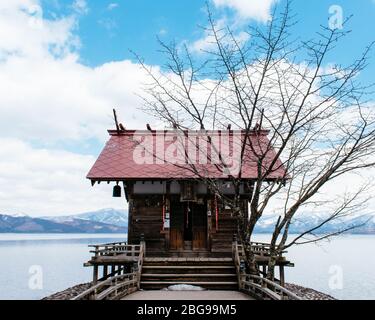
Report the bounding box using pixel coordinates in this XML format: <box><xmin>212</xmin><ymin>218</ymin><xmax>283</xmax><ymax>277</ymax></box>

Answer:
<box><xmin>0</xmin><ymin>233</ymin><xmax>374</xmax><ymax>300</ymax></box>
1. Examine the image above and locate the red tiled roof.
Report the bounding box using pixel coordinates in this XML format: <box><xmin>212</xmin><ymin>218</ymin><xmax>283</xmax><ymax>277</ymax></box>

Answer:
<box><xmin>87</xmin><ymin>129</ymin><xmax>287</xmax><ymax>181</ymax></box>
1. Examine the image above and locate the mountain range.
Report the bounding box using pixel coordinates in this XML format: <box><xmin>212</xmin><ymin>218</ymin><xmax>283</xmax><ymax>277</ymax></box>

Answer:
<box><xmin>44</xmin><ymin>208</ymin><xmax>128</xmax><ymax>227</ymax></box>
<box><xmin>254</xmin><ymin>213</ymin><xmax>375</xmax><ymax>234</ymax></box>
<box><xmin>1</xmin><ymin>208</ymin><xmax>374</xmax><ymax>234</ymax></box>
<box><xmin>0</xmin><ymin>208</ymin><xmax>127</xmax><ymax>233</ymax></box>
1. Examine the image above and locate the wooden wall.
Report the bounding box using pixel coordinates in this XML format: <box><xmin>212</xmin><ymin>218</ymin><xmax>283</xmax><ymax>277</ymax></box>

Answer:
<box><xmin>127</xmin><ymin>191</ymin><xmax>249</xmax><ymax>257</ymax></box>
<box><xmin>128</xmin><ymin>195</ymin><xmax>166</xmax><ymax>252</ymax></box>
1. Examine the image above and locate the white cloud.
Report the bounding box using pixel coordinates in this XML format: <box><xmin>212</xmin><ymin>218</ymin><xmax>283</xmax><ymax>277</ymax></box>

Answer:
<box><xmin>158</xmin><ymin>28</ymin><xmax>167</xmax><ymax>36</ymax></box>
<box><xmin>190</xmin><ymin>17</ymin><xmax>250</xmax><ymax>54</ymax></box>
<box><xmin>98</xmin><ymin>17</ymin><xmax>117</xmax><ymax>32</ymax></box>
<box><xmin>189</xmin><ymin>0</ymin><xmax>275</xmax><ymax>54</ymax></box>
<box><xmin>0</xmin><ymin>0</ymin><xmax>78</xmax><ymax>60</ymax></box>
<box><xmin>0</xmin><ymin>1</ymin><xmax>157</xmax><ymax>216</ymax></box>
<box><xmin>0</xmin><ymin>1</ymin><xmax>156</xmax><ymax>144</ymax></box>
<box><xmin>72</xmin><ymin>0</ymin><xmax>88</xmax><ymax>15</ymax></box>
<box><xmin>212</xmin><ymin>0</ymin><xmax>277</xmax><ymax>22</ymax></box>
<box><xmin>107</xmin><ymin>3</ymin><xmax>119</xmax><ymax>11</ymax></box>
<box><xmin>0</xmin><ymin>138</ymin><xmax>126</xmax><ymax>216</ymax></box>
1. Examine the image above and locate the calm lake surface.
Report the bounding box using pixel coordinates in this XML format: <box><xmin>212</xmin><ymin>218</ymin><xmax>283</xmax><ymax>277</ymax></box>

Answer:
<box><xmin>0</xmin><ymin>233</ymin><xmax>374</xmax><ymax>300</ymax></box>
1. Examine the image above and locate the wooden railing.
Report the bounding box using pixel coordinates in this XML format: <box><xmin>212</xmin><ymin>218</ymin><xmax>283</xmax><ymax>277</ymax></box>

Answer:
<box><xmin>135</xmin><ymin>241</ymin><xmax>145</xmax><ymax>289</ymax></box>
<box><xmin>250</xmin><ymin>241</ymin><xmax>286</xmax><ymax>257</ymax></box>
<box><xmin>233</xmin><ymin>241</ymin><xmax>302</xmax><ymax>300</ymax></box>
<box><xmin>71</xmin><ymin>273</ymin><xmax>138</xmax><ymax>300</ymax></box>
<box><xmin>75</xmin><ymin>241</ymin><xmax>146</xmax><ymax>300</ymax></box>
<box><xmin>232</xmin><ymin>240</ymin><xmax>245</xmax><ymax>290</ymax></box>
<box><xmin>89</xmin><ymin>242</ymin><xmax>142</xmax><ymax>258</ymax></box>
<box><xmin>241</xmin><ymin>274</ymin><xmax>302</xmax><ymax>300</ymax></box>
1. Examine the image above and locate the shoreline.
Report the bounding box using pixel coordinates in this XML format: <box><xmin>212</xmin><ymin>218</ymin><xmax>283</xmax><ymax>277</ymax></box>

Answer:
<box><xmin>42</xmin><ymin>282</ymin><xmax>336</xmax><ymax>300</ymax></box>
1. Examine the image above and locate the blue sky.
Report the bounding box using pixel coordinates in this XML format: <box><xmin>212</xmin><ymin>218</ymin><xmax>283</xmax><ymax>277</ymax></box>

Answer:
<box><xmin>0</xmin><ymin>0</ymin><xmax>374</xmax><ymax>216</ymax></box>
<box><xmin>40</xmin><ymin>0</ymin><xmax>375</xmax><ymax>79</ymax></box>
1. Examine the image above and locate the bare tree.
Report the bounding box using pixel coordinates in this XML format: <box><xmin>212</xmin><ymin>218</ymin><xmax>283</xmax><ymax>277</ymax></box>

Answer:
<box><xmin>135</xmin><ymin>0</ymin><xmax>375</xmax><ymax>279</ymax></box>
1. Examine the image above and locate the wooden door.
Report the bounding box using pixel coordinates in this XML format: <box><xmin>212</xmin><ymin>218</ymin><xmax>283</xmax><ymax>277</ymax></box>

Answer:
<box><xmin>192</xmin><ymin>202</ymin><xmax>207</xmax><ymax>250</ymax></box>
<box><xmin>170</xmin><ymin>200</ymin><xmax>184</xmax><ymax>250</ymax></box>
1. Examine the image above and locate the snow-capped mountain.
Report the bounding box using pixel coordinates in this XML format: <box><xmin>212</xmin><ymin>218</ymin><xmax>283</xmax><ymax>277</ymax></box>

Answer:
<box><xmin>0</xmin><ymin>214</ymin><xmax>126</xmax><ymax>233</ymax></box>
<box><xmin>254</xmin><ymin>213</ymin><xmax>375</xmax><ymax>234</ymax></box>
<box><xmin>74</xmin><ymin>208</ymin><xmax>128</xmax><ymax>227</ymax></box>
<box><xmin>45</xmin><ymin>208</ymin><xmax>128</xmax><ymax>227</ymax></box>
<box><xmin>6</xmin><ymin>212</ymin><xmax>28</xmax><ymax>218</ymax></box>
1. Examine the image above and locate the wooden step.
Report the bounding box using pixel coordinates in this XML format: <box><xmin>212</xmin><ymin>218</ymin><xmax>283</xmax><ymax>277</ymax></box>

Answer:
<box><xmin>142</xmin><ymin>267</ymin><xmax>234</xmax><ymax>272</ymax></box>
<box><xmin>142</xmin><ymin>265</ymin><xmax>235</xmax><ymax>274</ymax></box>
<box><xmin>141</xmin><ymin>274</ymin><xmax>237</xmax><ymax>282</ymax></box>
<box><xmin>142</xmin><ymin>273</ymin><xmax>236</xmax><ymax>277</ymax></box>
<box><xmin>142</xmin><ymin>265</ymin><xmax>235</xmax><ymax>269</ymax></box>
<box><xmin>141</xmin><ymin>273</ymin><xmax>237</xmax><ymax>282</ymax></box>
<box><xmin>140</xmin><ymin>281</ymin><xmax>238</xmax><ymax>290</ymax></box>
<box><xmin>143</xmin><ymin>258</ymin><xmax>234</xmax><ymax>266</ymax></box>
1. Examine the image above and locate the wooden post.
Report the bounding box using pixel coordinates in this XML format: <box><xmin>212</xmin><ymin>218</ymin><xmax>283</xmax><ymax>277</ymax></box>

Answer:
<box><xmin>262</xmin><ymin>265</ymin><xmax>267</xmax><ymax>276</ymax></box>
<box><xmin>103</xmin><ymin>265</ymin><xmax>108</xmax><ymax>279</ymax></box>
<box><xmin>165</xmin><ymin>183</ymin><xmax>171</xmax><ymax>250</ymax></box>
<box><xmin>93</xmin><ymin>265</ymin><xmax>98</xmax><ymax>285</ymax></box>
<box><xmin>140</xmin><ymin>233</ymin><xmax>146</xmax><ymax>257</ymax></box>
<box><xmin>207</xmin><ymin>199</ymin><xmax>212</xmax><ymax>251</ymax></box>
<box><xmin>280</xmin><ymin>265</ymin><xmax>285</xmax><ymax>287</ymax></box>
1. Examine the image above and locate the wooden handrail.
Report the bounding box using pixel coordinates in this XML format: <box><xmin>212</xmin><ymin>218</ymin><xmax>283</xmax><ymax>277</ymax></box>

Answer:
<box><xmin>136</xmin><ymin>241</ymin><xmax>145</xmax><ymax>289</ymax></box>
<box><xmin>75</xmin><ymin>241</ymin><xmax>146</xmax><ymax>300</ymax></box>
<box><xmin>243</xmin><ymin>274</ymin><xmax>302</xmax><ymax>300</ymax></box>
<box><xmin>88</xmin><ymin>241</ymin><xmax>127</xmax><ymax>248</ymax></box>
<box><xmin>90</xmin><ymin>243</ymin><xmax>143</xmax><ymax>258</ymax></box>
<box><xmin>232</xmin><ymin>241</ymin><xmax>301</xmax><ymax>300</ymax></box>
<box><xmin>71</xmin><ymin>273</ymin><xmax>138</xmax><ymax>300</ymax></box>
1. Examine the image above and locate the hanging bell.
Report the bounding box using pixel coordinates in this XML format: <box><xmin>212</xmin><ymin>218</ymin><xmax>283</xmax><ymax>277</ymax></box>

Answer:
<box><xmin>113</xmin><ymin>184</ymin><xmax>122</xmax><ymax>197</ymax></box>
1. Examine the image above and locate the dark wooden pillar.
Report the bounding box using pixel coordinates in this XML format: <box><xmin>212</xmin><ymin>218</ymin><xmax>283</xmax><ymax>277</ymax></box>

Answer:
<box><xmin>164</xmin><ymin>181</ymin><xmax>171</xmax><ymax>250</ymax></box>
<box><xmin>103</xmin><ymin>265</ymin><xmax>108</xmax><ymax>279</ymax></box>
<box><xmin>93</xmin><ymin>265</ymin><xmax>98</xmax><ymax>284</ymax></box>
<box><xmin>280</xmin><ymin>265</ymin><xmax>285</xmax><ymax>287</ymax></box>
<box><xmin>262</xmin><ymin>265</ymin><xmax>267</xmax><ymax>276</ymax></box>
<box><xmin>207</xmin><ymin>198</ymin><xmax>212</xmax><ymax>251</ymax></box>
<box><xmin>128</xmin><ymin>199</ymin><xmax>134</xmax><ymax>244</ymax></box>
